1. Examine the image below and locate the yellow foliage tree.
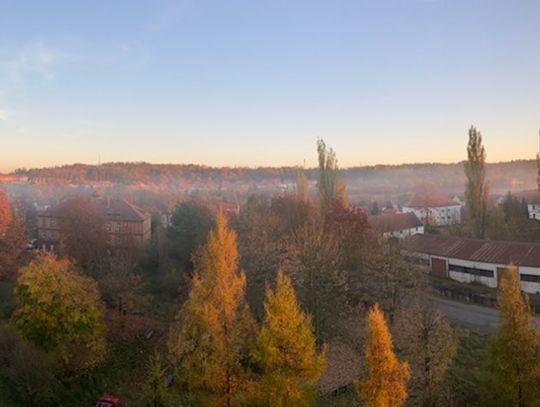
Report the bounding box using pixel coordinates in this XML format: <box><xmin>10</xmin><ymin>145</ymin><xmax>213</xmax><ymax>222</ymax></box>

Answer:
<box><xmin>13</xmin><ymin>254</ymin><xmax>107</xmax><ymax>372</ymax></box>
<box><xmin>483</xmin><ymin>266</ymin><xmax>540</xmax><ymax>406</ymax></box>
<box><xmin>168</xmin><ymin>213</ymin><xmax>254</xmax><ymax>406</ymax></box>
<box><xmin>358</xmin><ymin>304</ymin><xmax>410</xmax><ymax>407</ymax></box>
<box><xmin>253</xmin><ymin>270</ymin><xmax>325</xmax><ymax>406</ymax></box>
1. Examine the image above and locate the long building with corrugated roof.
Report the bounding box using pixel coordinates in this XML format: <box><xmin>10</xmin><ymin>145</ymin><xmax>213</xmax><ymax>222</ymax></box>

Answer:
<box><xmin>402</xmin><ymin>233</ymin><xmax>540</xmax><ymax>294</ymax></box>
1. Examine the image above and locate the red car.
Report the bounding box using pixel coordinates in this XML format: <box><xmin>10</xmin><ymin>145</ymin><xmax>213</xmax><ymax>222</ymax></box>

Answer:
<box><xmin>94</xmin><ymin>395</ymin><xmax>120</xmax><ymax>407</ymax></box>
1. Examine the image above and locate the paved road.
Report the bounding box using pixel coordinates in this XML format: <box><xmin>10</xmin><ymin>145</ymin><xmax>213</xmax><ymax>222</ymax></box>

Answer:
<box><xmin>432</xmin><ymin>297</ymin><xmax>500</xmax><ymax>332</ymax></box>
<box><xmin>432</xmin><ymin>297</ymin><xmax>540</xmax><ymax>333</ymax></box>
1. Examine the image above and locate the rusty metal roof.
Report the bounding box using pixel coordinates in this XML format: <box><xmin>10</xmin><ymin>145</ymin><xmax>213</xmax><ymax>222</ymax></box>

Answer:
<box><xmin>402</xmin><ymin>234</ymin><xmax>540</xmax><ymax>267</ymax></box>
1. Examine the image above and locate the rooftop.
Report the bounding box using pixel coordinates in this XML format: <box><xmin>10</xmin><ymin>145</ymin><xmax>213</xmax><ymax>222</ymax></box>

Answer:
<box><xmin>41</xmin><ymin>196</ymin><xmax>150</xmax><ymax>222</ymax></box>
<box><xmin>404</xmin><ymin>192</ymin><xmax>459</xmax><ymax>209</ymax></box>
<box><xmin>402</xmin><ymin>234</ymin><xmax>540</xmax><ymax>267</ymax></box>
<box><xmin>369</xmin><ymin>212</ymin><xmax>422</xmax><ymax>233</ymax></box>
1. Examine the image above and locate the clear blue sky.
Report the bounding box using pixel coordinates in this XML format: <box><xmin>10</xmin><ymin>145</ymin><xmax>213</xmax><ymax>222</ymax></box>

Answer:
<box><xmin>1</xmin><ymin>0</ymin><xmax>539</xmax><ymax>172</ymax></box>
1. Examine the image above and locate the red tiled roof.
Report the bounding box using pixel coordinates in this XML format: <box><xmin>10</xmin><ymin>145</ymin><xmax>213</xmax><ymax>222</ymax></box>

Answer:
<box><xmin>41</xmin><ymin>196</ymin><xmax>150</xmax><ymax>222</ymax></box>
<box><xmin>369</xmin><ymin>212</ymin><xmax>422</xmax><ymax>233</ymax></box>
<box><xmin>402</xmin><ymin>234</ymin><xmax>540</xmax><ymax>267</ymax></box>
<box><xmin>404</xmin><ymin>192</ymin><xmax>459</xmax><ymax>208</ymax></box>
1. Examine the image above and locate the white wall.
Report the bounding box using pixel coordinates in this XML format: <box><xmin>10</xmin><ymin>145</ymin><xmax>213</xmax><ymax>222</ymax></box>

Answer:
<box><xmin>444</xmin><ymin>258</ymin><xmax>499</xmax><ymax>288</ymax></box>
<box><xmin>528</xmin><ymin>204</ymin><xmax>540</xmax><ymax>220</ymax></box>
<box><xmin>403</xmin><ymin>205</ymin><xmax>461</xmax><ymax>226</ymax></box>
<box><xmin>430</xmin><ymin>255</ymin><xmax>540</xmax><ymax>294</ymax></box>
<box><xmin>384</xmin><ymin>225</ymin><xmax>424</xmax><ymax>239</ymax></box>
<box><xmin>518</xmin><ymin>265</ymin><xmax>540</xmax><ymax>294</ymax></box>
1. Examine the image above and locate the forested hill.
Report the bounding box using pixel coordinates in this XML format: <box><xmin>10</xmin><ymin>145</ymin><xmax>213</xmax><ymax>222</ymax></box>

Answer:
<box><xmin>11</xmin><ymin>159</ymin><xmax>537</xmax><ymax>195</ymax></box>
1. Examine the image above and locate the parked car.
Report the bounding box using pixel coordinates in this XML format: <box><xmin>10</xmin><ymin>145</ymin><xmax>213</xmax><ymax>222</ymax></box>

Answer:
<box><xmin>94</xmin><ymin>395</ymin><xmax>120</xmax><ymax>407</ymax></box>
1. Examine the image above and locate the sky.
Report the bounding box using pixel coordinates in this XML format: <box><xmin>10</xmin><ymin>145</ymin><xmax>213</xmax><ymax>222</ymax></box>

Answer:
<box><xmin>1</xmin><ymin>0</ymin><xmax>540</xmax><ymax>172</ymax></box>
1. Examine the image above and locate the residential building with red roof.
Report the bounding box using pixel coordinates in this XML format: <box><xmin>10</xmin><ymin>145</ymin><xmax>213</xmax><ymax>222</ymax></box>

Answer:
<box><xmin>402</xmin><ymin>192</ymin><xmax>461</xmax><ymax>226</ymax></box>
<box><xmin>38</xmin><ymin>196</ymin><xmax>151</xmax><ymax>249</ymax></box>
<box><xmin>368</xmin><ymin>212</ymin><xmax>424</xmax><ymax>239</ymax></box>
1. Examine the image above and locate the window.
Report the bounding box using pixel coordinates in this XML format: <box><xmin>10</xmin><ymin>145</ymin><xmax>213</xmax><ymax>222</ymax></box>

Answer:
<box><xmin>448</xmin><ymin>263</ymin><xmax>494</xmax><ymax>278</ymax></box>
<box><xmin>520</xmin><ymin>274</ymin><xmax>540</xmax><ymax>283</ymax></box>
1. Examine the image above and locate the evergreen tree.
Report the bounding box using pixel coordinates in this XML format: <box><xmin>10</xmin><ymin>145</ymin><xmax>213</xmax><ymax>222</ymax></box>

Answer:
<box><xmin>253</xmin><ymin>271</ymin><xmax>325</xmax><ymax>406</ymax></box>
<box><xmin>464</xmin><ymin>126</ymin><xmax>489</xmax><ymax>238</ymax></box>
<box><xmin>168</xmin><ymin>213</ymin><xmax>255</xmax><ymax>406</ymax></box>
<box><xmin>358</xmin><ymin>304</ymin><xmax>410</xmax><ymax>407</ymax></box>
<box><xmin>483</xmin><ymin>266</ymin><xmax>540</xmax><ymax>406</ymax></box>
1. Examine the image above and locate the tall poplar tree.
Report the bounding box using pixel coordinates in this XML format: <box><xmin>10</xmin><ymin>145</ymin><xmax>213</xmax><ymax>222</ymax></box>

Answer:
<box><xmin>536</xmin><ymin>129</ymin><xmax>540</xmax><ymax>198</ymax></box>
<box><xmin>316</xmin><ymin>138</ymin><xmax>348</xmax><ymax>213</ymax></box>
<box><xmin>483</xmin><ymin>266</ymin><xmax>540</xmax><ymax>406</ymax></box>
<box><xmin>253</xmin><ymin>271</ymin><xmax>325</xmax><ymax>406</ymax></box>
<box><xmin>168</xmin><ymin>213</ymin><xmax>255</xmax><ymax>406</ymax></box>
<box><xmin>358</xmin><ymin>304</ymin><xmax>410</xmax><ymax>407</ymax></box>
<box><xmin>464</xmin><ymin>126</ymin><xmax>489</xmax><ymax>238</ymax></box>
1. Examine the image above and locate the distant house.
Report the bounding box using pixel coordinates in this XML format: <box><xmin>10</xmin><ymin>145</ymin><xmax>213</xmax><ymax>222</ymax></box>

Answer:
<box><xmin>38</xmin><ymin>196</ymin><xmax>151</xmax><ymax>249</ymax></box>
<box><xmin>402</xmin><ymin>192</ymin><xmax>461</xmax><ymax>226</ymax></box>
<box><xmin>403</xmin><ymin>234</ymin><xmax>540</xmax><ymax>294</ymax></box>
<box><xmin>368</xmin><ymin>212</ymin><xmax>424</xmax><ymax>239</ymax></box>
<box><xmin>509</xmin><ymin>189</ymin><xmax>540</xmax><ymax>220</ymax></box>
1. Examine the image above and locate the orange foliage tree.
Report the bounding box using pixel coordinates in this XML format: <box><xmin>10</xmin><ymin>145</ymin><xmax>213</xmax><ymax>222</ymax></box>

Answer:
<box><xmin>252</xmin><ymin>271</ymin><xmax>325</xmax><ymax>406</ymax></box>
<box><xmin>168</xmin><ymin>213</ymin><xmax>255</xmax><ymax>406</ymax></box>
<box><xmin>358</xmin><ymin>304</ymin><xmax>410</xmax><ymax>407</ymax></box>
<box><xmin>0</xmin><ymin>189</ymin><xmax>26</xmax><ymax>278</ymax></box>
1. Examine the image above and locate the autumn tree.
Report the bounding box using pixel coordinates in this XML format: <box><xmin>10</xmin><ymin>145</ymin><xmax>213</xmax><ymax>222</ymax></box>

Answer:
<box><xmin>358</xmin><ymin>304</ymin><xmax>410</xmax><ymax>407</ymax></box>
<box><xmin>464</xmin><ymin>126</ymin><xmax>489</xmax><ymax>238</ymax></box>
<box><xmin>168</xmin><ymin>213</ymin><xmax>255</xmax><ymax>406</ymax></box>
<box><xmin>13</xmin><ymin>254</ymin><xmax>107</xmax><ymax>372</ymax></box>
<box><xmin>283</xmin><ymin>221</ymin><xmax>344</xmax><ymax>342</ymax></box>
<box><xmin>0</xmin><ymin>324</ymin><xmax>57</xmax><ymax>406</ymax></box>
<box><xmin>97</xmin><ymin>251</ymin><xmax>146</xmax><ymax>313</ymax></box>
<box><xmin>253</xmin><ymin>271</ymin><xmax>325</xmax><ymax>406</ymax></box>
<box><xmin>394</xmin><ymin>301</ymin><xmax>456</xmax><ymax>405</ymax></box>
<box><xmin>143</xmin><ymin>352</ymin><xmax>173</xmax><ymax>407</ymax></box>
<box><xmin>0</xmin><ymin>188</ymin><xmax>11</xmax><ymax>236</ymax></box>
<box><xmin>59</xmin><ymin>197</ymin><xmax>108</xmax><ymax>272</ymax></box>
<box><xmin>295</xmin><ymin>173</ymin><xmax>310</xmax><ymax>203</ymax></box>
<box><xmin>361</xmin><ymin>240</ymin><xmax>425</xmax><ymax>324</ymax></box>
<box><xmin>0</xmin><ymin>189</ymin><xmax>26</xmax><ymax>279</ymax></box>
<box><xmin>316</xmin><ymin>138</ymin><xmax>348</xmax><ymax>213</ymax></box>
<box><xmin>537</xmin><ymin>129</ymin><xmax>540</xmax><ymax>197</ymax></box>
<box><xmin>482</xmin><ymin>266</ymin><xmax>540</xmax><ymax>406</ymax></box>
<box><xmin>167</xmin><ymin>201</ymin><xmax>214</xmax><ymax>273</ymax></box>
<box><xmin>0</xmin><ymin>214</ymin><xmax>26</xmax><ymax>279</ymax></box>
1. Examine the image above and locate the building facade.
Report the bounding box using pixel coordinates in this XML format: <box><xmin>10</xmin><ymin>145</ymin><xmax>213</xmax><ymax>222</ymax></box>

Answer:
<box><xmin>368</xmin><ymin>212</ymin><xmax>424</xmax><ymax>239</ymax></box>
<box><xmin>38</xmin><ymin>196</ymin><xmax>151</xmax><ymax>249</ymax></box>
<box><xmin>403</xmin><ymin>234</ymin><xmax>540</xmax><ymax>294</ymax></box>
<box><xmin>402</xmin><ymin>192</ymin><xmax>461</xmax><ymax>226</ymax></box>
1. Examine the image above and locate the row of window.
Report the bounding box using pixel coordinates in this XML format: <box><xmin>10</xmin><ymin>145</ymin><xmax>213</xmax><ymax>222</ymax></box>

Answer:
<box><xmin>520</xmin><ymin>274</ymin><xmax>540</xmax><ymax>283</ymax></box>
<box><xmin>449</xmin><ymin>263</ymin><xmax>540</xmax><ymax>283</ymax></box>
<box><xmin>448</xmin><ymin>263</ymin><xmax>494</xmax><ymax>278</ymax></box>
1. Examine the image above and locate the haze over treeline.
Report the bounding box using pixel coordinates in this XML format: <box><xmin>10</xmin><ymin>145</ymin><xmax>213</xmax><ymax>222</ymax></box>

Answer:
<box><xmin>7</xmin><ymin>159</ymin><xmax>537</xmax><ymax>198</ymax></box>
